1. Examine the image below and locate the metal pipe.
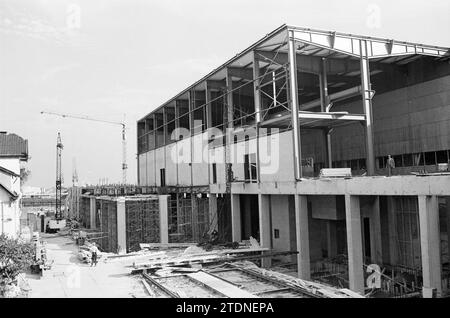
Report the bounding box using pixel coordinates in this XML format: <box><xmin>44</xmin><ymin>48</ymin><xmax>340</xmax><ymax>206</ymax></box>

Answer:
<box><xmin>320</xmin><ymin>58</ymin><xmax>332</xmax><ymax>168</ymax></box>
<box><xmin>360</xmin><ymin>40</ymin><xmax>376</xmax><ymax>175</ymax></box>
<box><xmin>253</xmin><ymin>52</ymin><xmax>262</xmax><ymax>185</ymax></box>
<box><xmin>301</xmin><ymin>85</ymin><xmax>362</xmax><ymax>111</ymax></box>
<box><xmin>288</xmin><ymin>30</ymin><xmax>303</xmax><ymax>180</ymax></box>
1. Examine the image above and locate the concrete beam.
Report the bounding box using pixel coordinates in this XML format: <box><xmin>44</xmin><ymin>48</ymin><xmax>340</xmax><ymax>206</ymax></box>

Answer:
<box><xmin>294</xmin><ymin>195</ymin><xmax>310</xmax><ymax>279</ymax></box>
<box><xmin>258</xmin><ymin>194</ymin><xmax>272</xmax><ymax>268</ymax></box>
<box><xmin>231</xmin><ymin>194</ymin><xmax>241</xmax><ymax>242</ymax></box>
<box><xmin>159</xmin><ymin>195</ymin><xmax>170</xmax><ymax>244</ymax></box>
<box><xmin>418</xmin><ymin>195</ymin><xmax>442</xmax><ymax>297</ymax></box>
<box><xmin>345</xmin><ymin>194</ymin><xmax>364</xmax><ymax>294</ymax></box>
<box><xmin>294</xmin><ymin>175</ymin><xmax>450</xmax><ymax>196</ymax></box>
<box><xmin>117</xmin><ymin>198</ymin><xmax>127</xmax><ymax>255</ymax></box>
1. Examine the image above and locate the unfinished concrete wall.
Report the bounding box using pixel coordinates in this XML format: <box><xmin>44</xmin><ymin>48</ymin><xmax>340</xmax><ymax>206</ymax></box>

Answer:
<box><xmin>192</xmin><ymin>133</ymin><xmax>209</xmax><ymax>185</ymax></box>
<box><xmin>79</xmin><ymin>196</ymin><xmax>91</xmax><ymax>228</ymax></box>
<box><xmin>260</xmin><ymin>132</ymin><xmax>295</xmax><ymax>183</ymax></box>
<box><xmin>138</xmin><ymin>153</ymin><xmax>147</xmax><ymax>186</ymax></box>
<box><xmin>165</xmin><ymin>143</ymin><xmax>178</xmax><ymax>185</ymax></box>
<box><xmin>155</xmin><ymin>148</ymin><xmax>165</xmax><ymax>186</ymax></box>
<box><xmin>146</xmin><ymin>151</ymin><xmax>156</xmax><ymax>186</ymax></box>
<box><xmin>177</xmin><ymin>138</ymin><xmax>192</xmax><ymax>186</ymax></box>
<box><xmin>270</xmin><ymin>195</ymin><xmax>293</xmax><ymax>262</ymax></box>
<box><xmin>98</xmin><ymin>198</ymin><xmax>118</xmax><ymax>253</ymax></box>
<box><xmin>209</xmin><ymin>146</ymin><xmax>226</xmax><ymax>185</ymax></box>
<box><xmin>330</xmin><ymin>75</ymin><xmax>450</xmax><ymax>161</ymax></box>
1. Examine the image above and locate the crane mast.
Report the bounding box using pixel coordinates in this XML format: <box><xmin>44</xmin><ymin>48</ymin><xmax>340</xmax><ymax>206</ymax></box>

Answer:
<box><xmin>56</xmin><ymin>132</ymin><xmax>63</xmax><ymax>220</ymax></box>
<box><xmin>41</xmin><ymin>111</ymin><xmax>127</xmax><ymax>184</ymax></box>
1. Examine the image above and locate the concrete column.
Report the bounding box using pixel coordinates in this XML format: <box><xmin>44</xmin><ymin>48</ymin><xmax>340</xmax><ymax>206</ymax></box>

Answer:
<box><xmin>231</xmin><ymin>194</ymin><xmax>241</xmax><ymax>242</ymax></box>
<box><xmin>89</xmin><ymin>197</ymin><xmax>96</xmax><ymax>229</ymax></box>
<box><xmin>345</xmin><ymin>194</ymin><xmax>364</xmax><ymax>294</ymax></box>
<box><xmin>258</xmin><ymin>194</ymin><xmax>272</xmax><ymax>268</ymax></box>
<box><xmin>418</xmin><ymin>195</ymin><xmax>442</xmax><ymax>297</ymax></box>
<box><xmin>295</xmin><ymin>195</ymin><xmax>310</xmax><ymax>279</ymax></box>
<box><xmin>208</xmin><ymin>194</ymin><xmax>218</xmax><ymax>233</ymax></box>
<box><xmin>116</xmin><ymin>198</ymin><xmax>127</xmax><ymax>255</ymax></box>
<box><xmin>370</xmin><ymin>196</ymin><xmax>383</xmax><ymax>264</ymax></box>
<box><xmin>326</xmin><ymin>221</ymin><xmax>338</xmax><ymax>258</ymax></box>
<box><xmin>159</xmin><ymin>195</ymin><xmax>170</xmax><ymax>244</ymax></box>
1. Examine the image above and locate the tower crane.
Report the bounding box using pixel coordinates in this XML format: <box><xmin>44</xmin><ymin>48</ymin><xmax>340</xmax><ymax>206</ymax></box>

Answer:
<box><xmin>47</xmin><ymin>132</ymin><xmax>67</xmax><ymax>233</ymax></box>
<box><xmin>41</xmin><ymin>111</ymin><xmax>128</xmax><ymax>184</ymax></box>
<box><xmin>56</xmin><ymin>132</ymin><xmax>63</xmax><ymax>220</ymax></box>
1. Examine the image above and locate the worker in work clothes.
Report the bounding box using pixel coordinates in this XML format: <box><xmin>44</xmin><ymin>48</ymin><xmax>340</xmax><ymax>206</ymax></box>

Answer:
<box><xmin>90</xmin><ymin>243</ymin><xmax>99</xmax><ymax>267</ymax></box>
<box><xmin>387</xmin><ymin>155</ymin><xmax>395</xmax><ymax>176</ymax></box>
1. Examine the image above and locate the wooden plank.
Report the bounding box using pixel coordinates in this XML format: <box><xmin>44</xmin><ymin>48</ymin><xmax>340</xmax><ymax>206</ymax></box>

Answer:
<box><xmin>187</xmin><ymin>271</ymin><xmax>258</xmax><ymax>298</ymax></box>
<box><xmin>140</xmin><ymin>243</ymin><xmax>197</xmax><ymax>249</ymax></box>
<box><xmin>141</xmin><ymin>279</ymin><xmax>156</xmax><ymax>297</ymax></box>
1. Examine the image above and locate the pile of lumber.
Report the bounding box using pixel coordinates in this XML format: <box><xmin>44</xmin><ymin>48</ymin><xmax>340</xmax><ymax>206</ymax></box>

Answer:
<box><xmin>130</xmin><ymin>246</ymin><xmax>272</xmax><ymax>274</ymax></box>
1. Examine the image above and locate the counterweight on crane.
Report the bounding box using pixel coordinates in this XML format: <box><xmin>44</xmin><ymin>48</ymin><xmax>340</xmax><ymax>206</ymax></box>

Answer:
<box><xmin>41</xmin><ymin>111</ymin><xmax>128</xmax><ymax>184</ymax></box>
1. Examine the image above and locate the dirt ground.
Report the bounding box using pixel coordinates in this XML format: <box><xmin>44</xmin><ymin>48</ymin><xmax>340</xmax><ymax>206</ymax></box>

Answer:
<box><xmin>26</xmin><ymin>234</ymin><xmax>147</xmax><ymax>298</ymax></box>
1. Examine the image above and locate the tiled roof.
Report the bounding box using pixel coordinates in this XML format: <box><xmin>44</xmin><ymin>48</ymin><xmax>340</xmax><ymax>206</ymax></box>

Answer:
<box><xmin>0</xmin><ymin>132</ymin><xmax>28</xmax><ymax>159</ymax></box>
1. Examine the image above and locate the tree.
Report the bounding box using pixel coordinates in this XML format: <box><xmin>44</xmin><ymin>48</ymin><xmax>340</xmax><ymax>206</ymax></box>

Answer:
<box><xmin>20</xmin><ymin>168</ymin><xmax>31</xmax><ymax>186</ymax></box>
<box><xmin>0</xmin><ymin>234</ymin><xmax>34</xmax><ymax>286</ymax></box>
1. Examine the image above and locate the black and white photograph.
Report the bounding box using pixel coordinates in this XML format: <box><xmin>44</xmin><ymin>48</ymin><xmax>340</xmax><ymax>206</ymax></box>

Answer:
<box><xmin>0</xmin><ymin>0</ymin><xmax>449</xmax><ymax>305</ymax></box>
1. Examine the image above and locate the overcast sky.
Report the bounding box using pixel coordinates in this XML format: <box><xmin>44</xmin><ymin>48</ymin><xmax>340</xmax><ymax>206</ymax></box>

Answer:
<box><xmin>0</xmin><ymin>0</ymin><xmax>449</xmax><ymax>188</ymax></box>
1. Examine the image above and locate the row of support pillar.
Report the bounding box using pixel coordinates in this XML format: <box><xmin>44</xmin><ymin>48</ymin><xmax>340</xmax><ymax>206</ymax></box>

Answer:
<box><xmin>230</xmin><ymin>192</ymin><xmax>445</xmax><ymax>297</ymax></box>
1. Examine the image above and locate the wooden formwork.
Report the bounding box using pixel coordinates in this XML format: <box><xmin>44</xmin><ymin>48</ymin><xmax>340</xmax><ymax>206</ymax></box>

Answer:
<box><xmin>125</xmin><ymin>198</ymin><xmax>160</xmax><ymax>253</ymax></box>
<box><xmin>79</xmin><ymin>196</ymin><xmax>91</xmax><ymax>228</ymax></box>
<box><xmin>97</xmin><ymin>198</ymin><xmax>118</xmax><ymax>253</ymax></box>
<box><xmin>168</xmin><ymin>193</ymin><xmax>210</xmax><ymax>243</ymax></box>
<box><xmin>194</xmin><ymin>195</ymin><xmax>209</xmax><ymax>241</ymax></box>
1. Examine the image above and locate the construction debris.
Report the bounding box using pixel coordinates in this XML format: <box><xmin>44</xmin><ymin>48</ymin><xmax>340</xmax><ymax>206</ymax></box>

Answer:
<box><xmin>129</xmin><ymin>244</ymin><xmax>362</xmax><ymax>298</ymax></box>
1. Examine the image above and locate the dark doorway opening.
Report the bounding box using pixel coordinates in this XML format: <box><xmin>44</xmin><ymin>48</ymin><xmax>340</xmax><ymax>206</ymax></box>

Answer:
<box><xmin>240</xmin><ymin>194</ymin><xmax>259</xmax><ymax>240</ymax></box>
<box><xmin>363</xmin><ymin>217</ymin><xmax>372</xmax><ymax>261</ymax></box>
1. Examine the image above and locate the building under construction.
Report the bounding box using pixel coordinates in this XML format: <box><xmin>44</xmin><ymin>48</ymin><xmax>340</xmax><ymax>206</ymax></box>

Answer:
<box><xmin>135</xmin><ymin>25</ymin><xmax>450</xmax><ymax>297</ymax></box>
